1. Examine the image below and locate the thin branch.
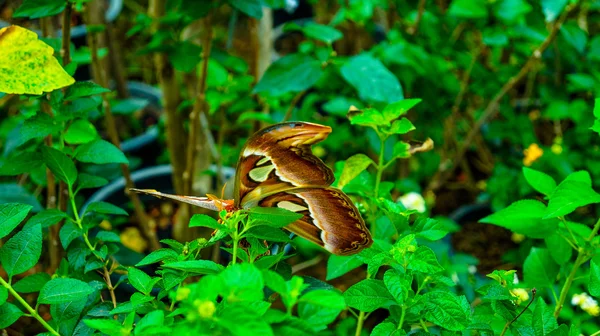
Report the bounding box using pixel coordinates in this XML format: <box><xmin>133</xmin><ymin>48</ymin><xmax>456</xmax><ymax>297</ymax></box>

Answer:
<box><xmin>499</xmin><ymin>288</ymin><xmax>537</xmax><ymax>336</ymax></box>
<box><xmin>85</xmin><ymin>3</ymin><xmax>161</xmax><ymax>251</ymax></box>
<box><xmin>282</xmin><ymin>90</ymin><xmax>307</xmax><ymax>122</ymax></box>
<box><xmin>427</xmin><ymin>6</ymin><xmax>574</xmax><ymax>192</ymax></box>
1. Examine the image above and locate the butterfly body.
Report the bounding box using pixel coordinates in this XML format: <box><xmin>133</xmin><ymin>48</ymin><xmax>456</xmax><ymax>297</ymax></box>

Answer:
<box><xmin>131</xmin><ymin>121</ymin><xmax>372</xmax><ymax>255</ymax></box>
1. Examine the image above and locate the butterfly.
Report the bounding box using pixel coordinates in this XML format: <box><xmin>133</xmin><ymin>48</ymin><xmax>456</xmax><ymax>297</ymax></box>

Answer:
<box><xmin>131</xmin><ymin>122</ymin><xmax>373</xmax><ymax>255</ymax></box>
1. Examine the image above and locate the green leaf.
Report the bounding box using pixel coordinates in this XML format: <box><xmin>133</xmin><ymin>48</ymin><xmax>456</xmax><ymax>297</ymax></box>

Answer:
<box><xmin>392</xmin><ymin>142</ymin><xmax>411</xmax><ymax>159</ymax></box>
<box><xmin>326</xmin><ymin>254</ymin><xmax>364</xmax><ymax>281</ymax></box>
<box><xmin>480</xmin><ymin>200</ymin><xmax>557</xmax><ymax>238</ymax></box>
<box><xmin>217</xmin><ymin>303</ymin><xmax>273</xmax><ymax>336</ymax></box>
<box><xmin>533</xmin><ymin>297</ymin><xmax>558</xmax><ymax>336</ymax></box>
<box><xmin>13</xmin><ymin>0</ymin><xmax>65</xmax><ymax>19</ymax></box>
<box><xmin>247</xmin><ymin>207</ymin><xmax>303</xmax><ymax>228</ymax></box>
<box><xmin>382</xmin><ymin>99</ymin><xmax>421</xmax><ymax>122</ymax></box>
<box><xmin>383</xmin><ymin>269</ymin><xmax>410</xmax><ymax>304</ymax></box>
<box><xmin>523</xmin><ymin>167</ymin><xmax>557</xmax><ymax>196</ymax></box>
<box><xmin>422</xmin><ymin>291</ymin><xmax>471</xmax><ymax>331</ymax></box>
<box><xmin>589</xmin><ymin>259</ymin><xmax>600</xmax><ymax>297</ymax></box>
<box><xmin>0</xmin><ymin>223</ymin><xmax>42</xmax><ymax>277</ymax></box>
<box><xmin>448</xmin><ymin>0</ymin><xmax>488</xmax><ymax>18</ymax></box>
<box><xmin>371</xmin><ymin>322</ymin><xmax>401</xmax><ymax>336</ymax></box>
<box><xmin>76</xmin><ymin>174</ymin><xmax>108</xmax><ymax>191</ymax></box>
<box><xmin>41</xmin><ymin>146</ymin><xmax>77</xmax><ymax>187</ymax></box>
<box><xmin>12</xmin><ymin>272</ymin><xmax>51</xmax><ymax>293</ymax></box>
<box><xmin>408</xmin><ymin>246</ymin><xmax>444</xmax><ymax>273</ymax></box>
<box><xmin>298</xmin><ymin>290</ymin><xmax>345</xmax><ymax>329</ymax></box>
<box><xmin>385</xmin><ymin>118</ymin><xmax>415</xmax><ymax>135</ymax></box>
<box><xmin>0</xmin><ymin>151</ymin><xmax>44</xmax><ymax>176</ymax></box>
<box><xmin>544</xmin><ymin>180</ymin><xmax>600</xmax><ymax>218</ymax></box>
<box><xmin>564</xmin><ymin>170</ymin><xmax>592</xmax><ymax>185</ymax></box>
<box><xmin>524</xmin><ymin>248</ymin><xmax>559</xmax><ymax>288</ymax></box>
<box><xmin>413</xmin><ymin>217</ymin><xmax>457</xmax><ymax>241</ymax></box>
<box><xmin>253</xmin><ymin>54</ymin><xmax>323</xmax><ymax>95</ymax></box>
<box><xmin>63</xmin><ymin>81</ymin><xmax>111</xmax><ymax>101</ymax></box>
<box><xmin>542</xmin><ymin>0</ymin><xmax>568</xmax><ymax>22</ymax></box>
<box><xmin>168</xmin><ymin>41</ymin><xmax>202</xmax><ymax>73</ymax></box>
<box><xmin>27</xmin><ymin>209</ymin><xmax>68</xmax><ymax>228</ymax></box>
<box><xmin>85</xmin><ymin>201</ymin><xmax>128</xmax><ymax>216</ymax></box>
<box><xmin>0</xmin><ymin>25</ymin><xmax>74</xmax><ymax>94</ymax></box>
<box><xmin>51</xmin><ymin>297</ymin><xmax>86</xmax><ymax>324</ymax></box>
<box><xmin>560</xmin><ymin>23</ymin><xmax>587</xmax><ymax>54</ymax></box>
<box><xmin>65</xmin><ymin>119</ymin><xmax>98</xmax><ymax>144</ymax></box>
<box><xmin>594</xmin><ymin>98</ymin><xmax>600</xmax><ymax>119</ymax></box>
<box><xmin>348</xmin><ymin>107</ymin><xmax>389</xmax><ymax>127</ymax></box>
<box><xmin>128</xmin><ymin>267</ymin><xmax>157</xmax><ymax>296</ymax></box>
<box><xmin>220</xmin><ymin>263</ymin><xmax>264</xmax><ymax>302</ymax></box>
<box><xmin>245</xmin><ymin>226</ymin><xmax>291</xmax><ymax>242</ymax></box>
<box><xmin>83</xmin><ymin>319</ymin><xmax>124</xmax><ymax>335</ymax></box>
<box><xmin>544</xmin><ymin>233</ymin><xmax>572</xmax><ymax>265</ymax></box>
<box><xmin>0</xmin><ymin>287</ymin><xmax>7</xmax><ymax>305</ymax></box>
<box><xmin>13</xmin><ymin>113</ymin><xmax>62</xmax><ymax>148</ymax></box>
<box><xmin>300</xmin><ymin>23</ymin><xmax>343</xmax><ymax>44</ymax></box>
<box><xmin>338</xmin><ymin>154</ymin><xmax>374</xmax><ymax>188</ymax></box>
<box><xmin>95</xmin><ymin>231</ymin><xmax>121</xmax><ymax>243</ymax></box>
<box><xmin>162</xmin><ymin>260</ymin><xmax>224</xmax><ymax>274</ymax></box>
<box><xmin>0</xmin><ymin>203</ymin><xmax>32</xmax><ymax>239</ymax></box>
<box><xmin>38</xmin><ymin>278</ymin><xmax>94</xmax><ymax>304</ymax></box>
<box><xmin>0</xmin><ymin>302</ymin><xmax>24</xmax><ymax>328</ymax></box>
<box><xmin>59</xmin><ymin>221</ymin><xmax>82</xmax><ymax>249</ymax></box>
<box><xmin>135</xmin><ymin>248</ymin><xmax>179</xmax><ymax>267</ymax></box>
<box><xmin>189</xmin><ymin>214</ymin><xmax>221</xmax><ymax>230</ymax></box>
<box><xmin>75</xmin><ymin>139</ymin><xmax>129</xmax><ymax>164</ymax></box>
<box><xmin>135</xmin><ymin>310</ymin><xmax>165</xmax><ymax>333</ymax></box>
<box><xmin>341</xmin><ymin>54</ymin><xmax>403</xmax><ymax>103</ymax></box>
<box><xmin>229</xmin><ymin>0</ymin><xmax>263</xmax><ymax>18</ymax></box>
<box><xmin>343</xmin><ymin>279</ymin><xmax>395</xmax><ymax>313</ymax></box>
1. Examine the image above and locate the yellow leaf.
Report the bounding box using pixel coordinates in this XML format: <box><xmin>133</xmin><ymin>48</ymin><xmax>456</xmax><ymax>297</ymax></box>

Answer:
<box><xmin>0</xmin><ymin>25</ymin><xmax>75</xmax><ymax>95</ymax></box>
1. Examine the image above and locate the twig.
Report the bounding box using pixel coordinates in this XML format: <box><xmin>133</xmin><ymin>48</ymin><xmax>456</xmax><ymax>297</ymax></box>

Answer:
<box><xmin>148</xmin><ymin>0</ymin><xmax>187</xmax><ymax>195</ymax></box>
<box><xmin>408</xmin><ymin>0</ymin><xmax>427</xmax><ymax>35</ymax></box>
<box><xmin>103</xmin><ymin>265</ymin><xmax>117</xmax><ymax>308</ymax></box>
<box><xmin>499</xmin><ymin>288</ymin><xmax>537</xmax><ymax>336</ymax></box>
<box><xmin>282</xmin><ymin>90</ymin><xmax>307</xmax><ymax>122</ymax></box>
<box><xmin>84</xmin><ymin>4</ymin><xmax>161</xmax><ymax>251</ymax></box>
<box><xmin>427</xmin><ymin>6</ymin><xmax>574</xmax><ymax>192</ymax></box>
<box><xmin>291</xmin><ymin>255</ymin><xmax>323</xmax><ymax>273</ymax></box>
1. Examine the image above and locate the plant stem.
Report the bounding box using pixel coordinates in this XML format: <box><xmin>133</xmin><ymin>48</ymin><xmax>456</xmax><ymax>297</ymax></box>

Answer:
<box><xmin>0</xmin><ymin>277</ymin><xmax>60</xmax><ymax>336</ymax></box>
<box><xmin>554</xmin><ymin>218</ymin><xmax>600</xmax><ymax>318</ymax></box>
<box><xmin>374</xmin><ymin>135</ymin><xmax>386</xmax><ymax>198</ymax></box>
<box><xmin>500</xmin><ymin>289</ymin><xmax>537</xmax><ymax>336</ymax></box>
<box><xmin>397</xmin><ymin>306</ymin><xmax>406</xmax><ymax>330</ymax></box>
<box><xmin>282</xmin><ymin>90</ymin><xmax>307</xmax><ymax>122</ymax></box>
<box><xmin>354</xmin><ymin>273</ymin><xmax>371</xmax><ymax>336</ymax></box>
<box><xmin>231</xmin><ymin>234</ymin><xmax>239</xmax><ymax>265</ymax></box>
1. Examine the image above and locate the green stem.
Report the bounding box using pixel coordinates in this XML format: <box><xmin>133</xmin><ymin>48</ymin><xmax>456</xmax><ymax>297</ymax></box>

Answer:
<box><xmin>0</xmin><ymin>277</ymin><xmax>60</xmax><ymax>336</ymax></box>
<box><xmin>67</xmin><ymin>185</ymin><xmax>96</xmax><ymax>252</ymax></box>
<box><xmin>354</xmin><ymin>273</ymin><xmax>371</xmax><ymax>336</ymax></box>
<box><xmin>374</xmin><ymin>135</ymin><xmax>386</xmax><ymax>198</ymax></box>
<box><xmin>553</xmin><ymin>218</ymin><xmax>600</xmax><ymax>318</ymax></box>
<box><xmin>232</xmin><ymin>234</ymin><xmax>239</xmax><ymax>265</ymax></box>
<box><xmin>397</xmin><ymin>306</ymin><xmax>406</xmax><ymax>330</ymax></box>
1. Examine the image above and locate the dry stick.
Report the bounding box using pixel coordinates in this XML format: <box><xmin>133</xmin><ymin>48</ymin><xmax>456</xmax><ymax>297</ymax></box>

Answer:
<box><xmin>148</xmin><ymin>0</ymin><xmax>187</xmax><ymax>195</ymax></box>
<box><xmin>408</xmin><ymin>0</ymin><xmax>427</xmax><ymax>35</ymax></box>
<box><xmin>499</xmin><ymin>288</ymin><xmax>537</xmax><ymax>336</ymax></box>
<box><xmin>426</xmin><ymin>7</ymin><xmax>573</xmax><ymax>193</ymax></box>
<box><xmin>84</xmin><ymin>5</ymin><xmax>161</xmax><ymax>251</ymax></box>
<box><xmin>39</xmin><ymin>17</ymin><xmax>62</xmax><ymax>273</ymax></box>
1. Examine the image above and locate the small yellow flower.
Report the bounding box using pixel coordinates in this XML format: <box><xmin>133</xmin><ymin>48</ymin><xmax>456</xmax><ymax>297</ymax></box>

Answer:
<box><xmin>120</xmin><ymin>227</ymin><xmax>148</xmax><ymax>253</ymax></box>
<box><xmin>510</xmin><ymin>288</ymin><xmax>530</xmax><ymax>305</ymax></box>
<box><xmin>176</xmin><ymin>287</ymin><xmax>191</xmax><ymax>301</ymax></box>
<box><xmin>313</xmin><ymin>146</ymin><xmax>326</xmax><ymax>158</ymax></box>
<box><xmin>571</xmin><ymin>292</ymin><xmax>600</xmax><ymax>316</ymax></box>
<box><xmin>584</xmin><ymin>304</ymin><xmax>600</xmax><ymax>316</ymax></box>
<box><xmin>511</xmin><ymin>233</ymin><xmax>526</xmax><ymax>243</ymax></box>
<box><xmin>99</xmin><ymin>220</ymin><xmax>112</xmax><ymax>230</ymax></box>
<box><xmin>523</xmin><ymin>144</ymin><xmax>543</xmax><ymax>166</ymax></box>
<box><xmin>197</xmin><ymin>300</ymin><xmax>216</xmax><ymax>319</ymax></box>
<box><xmin>528</xmin><ymin>110</ymin><xmax>541</xmax><ymax>121</ymax></box>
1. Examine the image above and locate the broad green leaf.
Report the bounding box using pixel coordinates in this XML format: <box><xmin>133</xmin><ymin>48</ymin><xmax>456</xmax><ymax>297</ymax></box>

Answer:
<box><xmin>27</xmin><ymin>209</ymin><xmax>68</xmax><ymax>228</ymax></box>
<box><xmin>523</xmin><ymin>167</ymin><xmax>557</xmax><ymax>196</ymax></box>
<box><xmin>0</xmin><ymin>223</ymin><xmax>42</xmax><ymax>277</ymax></box>
<box><xmin>0</xmin><ymin>287</ymin><xmax>7</xmax><ymax>305</ymax></box>
<box><xmin>382</xmin><ymin>99</ymin><xmax>421</xmax><ymax>121</ymax></box>
<box><xmin>385</xmin><ymin>118</ymin><xmax>415</xmax><ymax>135</ymax></box>
<box><xmin>542</xmin><ymin>0</ymin><xmax>568</xmax><ymax>22</ymax></box>
<box><xmin>326</xmin><ymin>254</ymin><xmax>364</xmax><ymax>281</ymax></box>
<box><xmin>189</xmin><ymin>214</ymin><xmax>221</xmax><ymax>230</ymax></box>
<box><xmin>219</xmin><ymin>263</ymin><xmax>264</xmax><ymax>302</ymax></box>
<box><xmin>544</xmin><ymin>180</ymin><xmax>600</xmax><ymax>218</ymax></box>
<box><xmin>494</xmin><ymin>0</ymin><xmax>531</xmax><ymax>23</ymax></box>
<box><xmin>229</xmin><ymin>0</ymin><xmax>262</xmax><ymax>18</ymax></box>
<box><xmin>298</xmin><ymin>290</ymin><xmax>345</xmax><ymax>329</ymax></box>
<box><xmin>245</xmin><ymin>226</ymin><xmax>291</xmax><ymax>242</ymax></box>
<box><xmin>371</xmin><ymin>322</ymin><xmax>402</xmax><ymax>336</ymax></box>
<box><xmin>83</xmin><ymin>319</ymin><xmax>124</xmax><ymax>335</ymax></box>
<box><xmin>85</xmin><ymin>201</ymin><xmax>128</xmax><ymax>216</ymax></box>
<box><xmin>544</xmin><ymin>233</ymin><xmax>572</xmax><ymax>265</ymax></box>
<box><xmin>523</xmin><ymin>248</ymin><xmax>559</xmax><ymax>288</ymax></box>
<box><xmin>51</xmin><ymin>297</ymin><xmax>86</xmax><ymax>324</ymax></box>
<box><xmin>12</xmin><ymin>272</ymin><xmax>51</xmax><ymax>293</ymax></box>
<box><xmin>343</xmin><ymin>279</ymin><xmax>395</xmax><ymax>313</ymax></box>
<box><xmin>413</xmin><ymin>217</ymin><xmax>458</xmax><ymax>241</ymax></box>
<box><xmin>253</xmin><ymin>54</ymin><xmax>323</xmax><ymax>95</ymax></box>
<box><xmin>594</xmin><ymin>98</ymin><xmax>600</xmax><ymax>119</ymax></box>
<box><xmin>247</xmin><ymin>207</ymin><xmax>303</xmax><ymax>228</ymax></box>
<box><xmin>0</xmin><ymin>203</ymin><xmax>32</xmax><ymax>239</ymax></box>
<box><xmin>338</xmin><ymin>154</ymin><xmax>374</xmax><ymax>188</ymax></box>
<box><xmin>560</xmin><ymin>23</ymin><xmax>587</xmax><ymax>54</ymax></box>
<box><xmin>0</xmin><ymin>25</ymin><xmax>74</xmax><ymax>94</ymax></box>
<box><xmin>348</xmin><ymin>107</ymin><xmax>389</xmax><ymax>127</ymax></box>
<box><xmin>41</xmin><ymin>146</ymin><xmax>77</xmax><ymax>187</ymax></box>
<box><xmin>95</xmin><ymin>231</ymin><xmax>121</xmax><ymax>243</ymax></box>
<box><xmin>135</xmin><ymin>248</ymin><xmax>179</xmax><ymax>267</ymax></box>
<box><xmin>392</xmin><ymin>142</ymin><xmax>411</xmax><ymax>159</ymax></box>
<box><xmin>423</xmin><ymin>291</ymin><xmax>471</xmax><ymax>331</ymax></box>
<box><xmin>533</xmin><ymin>298</ymin><xmax>558</xmax><ymax>336</ymax></box>
<box><xmin>13</xmin><ymin>113</ymin><xmax>62</xmax><ymax>148</ymax></box>
<box><xmin>168</xmin><ymin>41</ymin><xmax>202</xmax><ymax>73</ymax></box>
<box><xmin>63</xmin><ymin>81</ymin><xmax>111</xmax><ymax>101</ymax></box>
<box><xmin>448</xmin><ymin>0</ymin><xmax>487</xmax><ymax>18</ymax></box>
<box><xmin>480</xmin><ymin>200</ymin><xmax>557</xmax><ymax>238</ymax></box>
<box><xmin>128</xmin><ymin>267</ymin><xmax>157</xmax><ymax>296</ymax></box>
<box><xmin>0</xmin><ymin>302</ymin><xmax>24</xmax><ymax>328</ymax></box>
<box><xmin>217</xmin><ymin>303</ymin><xmax>273</xmax><ymax>336</ymax></box>
<box><xmin>162</xmin><ymin>260</ymin><xmax>224</xmax><ymax>274</ymax></box>
<box><xmin>59</xmin><ymin>221</ymin><xmax>82</xmax><ymax>249</ymax></box>
<box><xmin>589</xmin><ymin>259</ymin><xmax>600</xmax><ymax>297</ymax></box>
<box><xmin>564</xmin><ymin>170</ymin><xmax>592</xmax><ymax>185</ymax></box>
<box><xmin>39</xmin><ymin>278</ymin><xmax>94</xmax><ymax>304</ymax></box>
<box><xmin>408</xmin><ymin>246</ymin><xmax>444</xmax><ymax>273</ymax></box>
<box><xmin>341</xmin><ymin>54</ymin><xmax>403</xmax><ymax>103</ymax></box>
<box><xmin>65</xmin><ymin>119</ymin><xmax>98</xmax><ymax>144</ymax></box>
<box><xmin>75</xmin><ymin>139</ymin><xmax>129</xmax><ymax>164</ymax></box>
<box><xmin>76</xmin><ymin>174</ymin><xmax>108</xmax><ymax>191</ymax></box>
<box><xmin>300</xmin><ymin>22</ymin><xmax>343</xmax><ymax>44</ymax></box>
<box><xmin>0</xmin><ymin>151</ymin><xmax>44</xmax><ymax>175</ymax></box>
<box><xmin>13</xmin><ymin>0</ymin><xmax>65</xmax><ymax>18</ymax></box>
<box><xmin>383</xmin><ymin>269</ymin><xmax>410</xmax><ymax>304</ymax></box>
<box><xmin>135</xmin><ymin>310</ymin><xmax>165</xmax><ymax>333</ymax></box>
